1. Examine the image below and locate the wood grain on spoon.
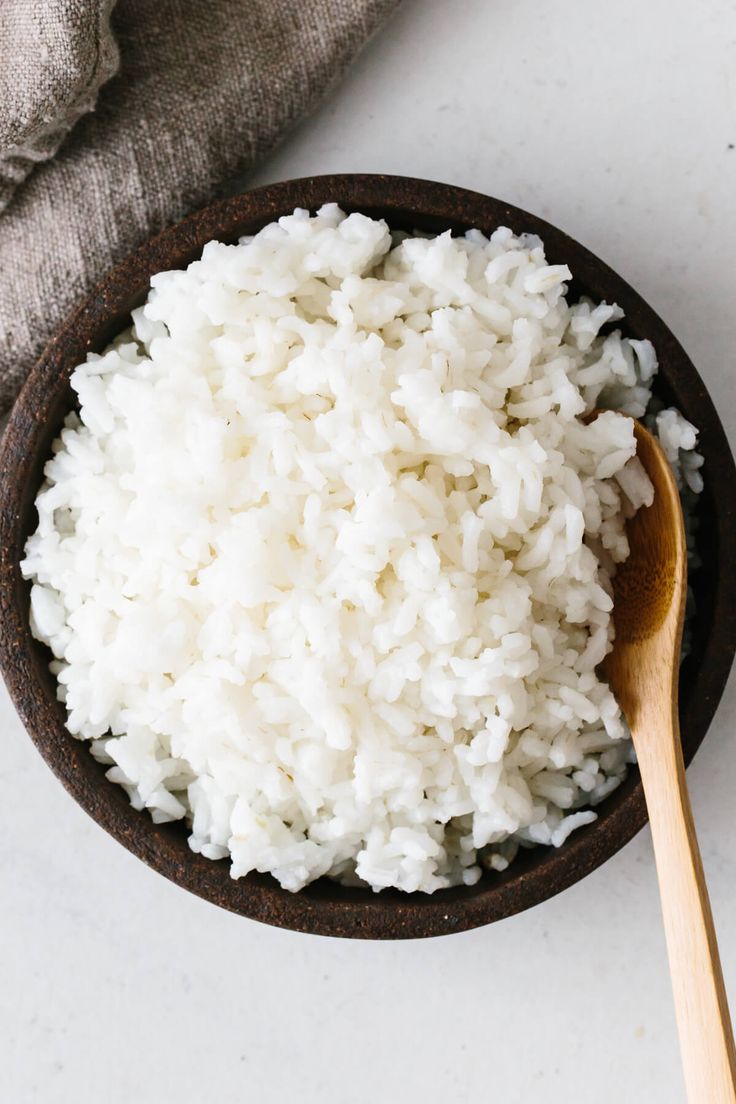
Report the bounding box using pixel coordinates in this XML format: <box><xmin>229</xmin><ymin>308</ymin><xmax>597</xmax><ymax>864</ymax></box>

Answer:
<box><xmin>601</xmin><ymin>415</ymin><xmax>736</xmax><ymax>1103</ymax></box>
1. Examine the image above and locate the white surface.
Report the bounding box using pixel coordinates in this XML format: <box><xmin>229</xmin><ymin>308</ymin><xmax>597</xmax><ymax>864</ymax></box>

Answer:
<box><xmin>2</xmin><ymin>1</ymin><xmax>735</xmax><ymax>1100</ymax></box>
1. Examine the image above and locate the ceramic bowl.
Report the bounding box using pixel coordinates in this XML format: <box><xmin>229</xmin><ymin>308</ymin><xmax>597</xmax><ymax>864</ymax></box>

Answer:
<box><xmin>1</xmin><ymin>174</ymin><xmax>734</xmax><ymax>938</ymax></box>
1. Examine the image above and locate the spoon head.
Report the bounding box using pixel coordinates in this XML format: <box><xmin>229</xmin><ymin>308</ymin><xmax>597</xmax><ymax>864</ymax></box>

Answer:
<box><xmin>612</xmin><ymin>422</ymin><xmax>687</xmax><ymax>645</ymax></box>
<box><xmin>603</xmin><ymin>417</ymin><xmax>687</xmax><ymax>724</ymax></box>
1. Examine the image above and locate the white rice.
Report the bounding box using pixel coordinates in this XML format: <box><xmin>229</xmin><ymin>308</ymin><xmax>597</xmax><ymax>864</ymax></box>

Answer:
<box><xmin>21</xmin><ymin>205</ymin><xmax>702</xmax><ymax>893</ymax></box>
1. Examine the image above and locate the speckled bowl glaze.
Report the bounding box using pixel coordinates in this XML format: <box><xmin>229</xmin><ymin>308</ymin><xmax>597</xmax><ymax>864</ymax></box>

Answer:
<box><xmin>1</xmin><ymin>175</ymin><xmax>735</xmax><ymax>939</ymax></box>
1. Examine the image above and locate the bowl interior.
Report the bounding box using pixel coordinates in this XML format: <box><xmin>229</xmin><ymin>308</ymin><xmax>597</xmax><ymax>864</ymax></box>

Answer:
<box><xmin>2</xmin><ymin>174</ymin><xmax>734</xmax><ymax>938</ymax></box>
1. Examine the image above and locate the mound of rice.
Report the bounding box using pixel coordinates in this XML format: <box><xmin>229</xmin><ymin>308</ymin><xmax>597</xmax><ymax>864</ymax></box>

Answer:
<box><xmin>21</xmin><ymin>206</ymin><xmax>702</xmax><ymax>893</ymax></box>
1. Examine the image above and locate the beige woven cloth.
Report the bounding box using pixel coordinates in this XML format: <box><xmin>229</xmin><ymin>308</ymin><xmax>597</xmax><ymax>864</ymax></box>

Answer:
<box><xmin>0</xmin><ymin>0</ymin><xmax>399</xmax><ymax>414</ymax></box>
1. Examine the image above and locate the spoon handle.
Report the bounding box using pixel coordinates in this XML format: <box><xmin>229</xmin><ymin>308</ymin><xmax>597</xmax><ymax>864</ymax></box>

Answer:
<box><xmin>637</xmin><ymin>720</ymin><xmax>736</xmax><ymax>1103</ymax></box>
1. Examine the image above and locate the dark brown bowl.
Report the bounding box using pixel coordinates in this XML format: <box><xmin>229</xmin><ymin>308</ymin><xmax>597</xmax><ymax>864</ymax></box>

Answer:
<box><xmin>2</xmin><ymin>174</ymin><xmax>735</xmax><ymax>939</ymax></box>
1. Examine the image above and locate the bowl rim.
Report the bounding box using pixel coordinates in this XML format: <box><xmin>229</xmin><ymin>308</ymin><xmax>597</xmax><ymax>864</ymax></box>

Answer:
<box><xmin>2</xmin><ymin>172</ymin><xmax>735</xmax><ymax>939</ymax></box>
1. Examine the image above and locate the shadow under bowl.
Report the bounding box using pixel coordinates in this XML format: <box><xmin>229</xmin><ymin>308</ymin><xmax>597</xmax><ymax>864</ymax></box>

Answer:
<box><xmin>1</xmin><ymin>174</ymin><xmax>735</xmax><ymax>939</ymax></box>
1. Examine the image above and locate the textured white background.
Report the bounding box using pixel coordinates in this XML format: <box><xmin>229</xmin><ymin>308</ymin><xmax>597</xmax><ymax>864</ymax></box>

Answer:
<box><xmin>2</xmin><ymin>1</ymin><xmax>735</xmax><ymax>1101</ymax></box>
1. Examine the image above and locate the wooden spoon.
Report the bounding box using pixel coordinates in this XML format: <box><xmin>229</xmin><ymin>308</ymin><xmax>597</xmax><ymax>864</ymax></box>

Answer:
<box><xmin>603</xmin><ymin>416</ymin><xmax>736</xmax><ymax>1102</ymax></box>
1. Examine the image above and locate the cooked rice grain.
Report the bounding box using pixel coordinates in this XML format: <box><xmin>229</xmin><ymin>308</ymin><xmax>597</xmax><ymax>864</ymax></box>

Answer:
<box><xmin>21</xmin><ymin>206</ymin><xmax>701</xmax><ymax>893</ymax></box>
